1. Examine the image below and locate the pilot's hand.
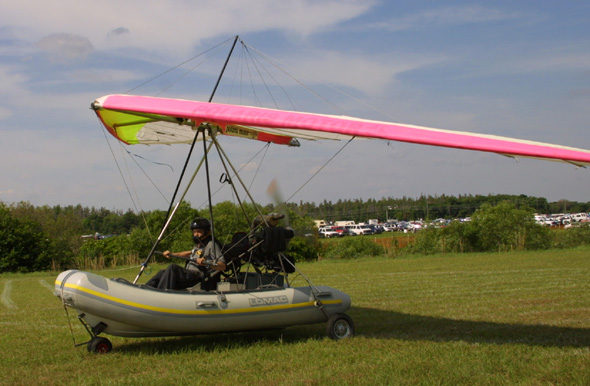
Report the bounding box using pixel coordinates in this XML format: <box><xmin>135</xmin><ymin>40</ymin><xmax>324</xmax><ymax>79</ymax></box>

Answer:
<box><xmin>163</xmin><ymin>250</ymin><xmax>171</xmax><ymax>259</ymax></box>
<box><xmin>197</xmin><ymin>257</ymin><xmax>206</xmax><ymax>265</ymax></box>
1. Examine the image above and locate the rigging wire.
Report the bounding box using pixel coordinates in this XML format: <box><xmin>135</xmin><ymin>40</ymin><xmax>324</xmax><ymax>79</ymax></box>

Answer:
<box><xmin>210</xmin><ymin>135</ymin><xmax>276</xmax><ymax>224</ymax></box>
<box><xmin>225</xmin><ymin>43</ymin><xmax>247</xmax><ymax>104</ymax></box>
<box><xmin>195</xmin><ymin>141</ymin><xmax>272</xmax><ymax>210</ymax></box>
<box><xmin>240</xmin><ymin>41</ymin><xmax>280</xmax><ymax>110</ymax></box>
<box><xmin>241</xmin><ymin>45</ymin><xmax>262</xmax><ymax>106</ymax></box>
<box><xmin>124</xmin><ymin>36</ymin><xmax>238</xmax><ymax>95</ymax></box>
<box><xmin>211</xmin><ymin>136</ymin><xmax>251</xmax><ymax>224</ymax></box>
<box><xmin>248</xmin><ymin>142</ymin><xmax>270</xmax><ymax>191</ymax></box>
<box><xmin>242</xmin><ymin>42</ymin><xmax>345</xmax><ymax>115</ymax></box>
<box><xmin>153</xmin><ymin>44</ymin><xmax>231</xmax><ymax>97</ymax></box>
<box><xmin>241</xmin><ymin>41</ymin><xmax>297</xmax><ymax>111</ymax></box>
<box><xmin>96</xmin><ymin>120</ymin><xmax>155</xmax><ymax>241</ymax></box>
<box><xmin>124</xmin><ymin>149</ymin><xmax>174</xmax><ymax>173</ymax></box>
<box><xmin>117</xmin><ymin>144</ymin><xmax>141</xmax><ymax>212</ymax></box>
<box><xmin>120</xmin><ymin>146</ymin><xmax>172</xmax><ymax>203</ymax></box>
<box><xmin>116</xmin><ymin>142</ymin><xmax>157</xmax><ymax>242</ymax></box>
<box><xmin>244</xmin><ymin>42</ymin><xmax>406</xmax><ymax>122</ymax></box>
<box><xmin>283</xmin><ymin>137</ymin><xmax>356</xmax><ymax>206</ymax></box>
<box><xmin>97</xmin><ymin>121</ymin><xmax>136</xmax><ymax>208</ymax></box>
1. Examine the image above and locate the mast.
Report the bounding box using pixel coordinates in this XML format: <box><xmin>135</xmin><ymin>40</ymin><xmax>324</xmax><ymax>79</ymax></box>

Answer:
<box><xmin>133</xmin><ymin>35</ymin><xmax>240</xmax><ymax>284</ymax></box>
<box><xmin>204</xmin><ymin>35</ymin><xmax>239</xmax><ymax>249</ymax></box>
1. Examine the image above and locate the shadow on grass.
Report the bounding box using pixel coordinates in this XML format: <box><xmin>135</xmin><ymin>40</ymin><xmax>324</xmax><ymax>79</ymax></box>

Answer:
<box><xmin>115</xmin><ymin>327</ymin><xmax>325</xmax><ymax>354</ymax></box>
<box><xmin>350</xmin><ymin>306</ymin><xmax>590</xmax><ymax>348</ymax></box>
<box><xmin>113</xmin><ymin>305</ymin><xmax>588</xmax><ymax>354</ymax></box>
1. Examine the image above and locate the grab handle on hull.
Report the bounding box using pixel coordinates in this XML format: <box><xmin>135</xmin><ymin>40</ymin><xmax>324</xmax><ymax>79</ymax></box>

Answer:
<box><xmin>196</xmin><ymin>301</ymin><xmax>217</xmax><ymax>309</ymax></box>
<box><xmin>315</xmin><ymin>291</ymin><xmax>333</xmax><ymax>297</ymax></box>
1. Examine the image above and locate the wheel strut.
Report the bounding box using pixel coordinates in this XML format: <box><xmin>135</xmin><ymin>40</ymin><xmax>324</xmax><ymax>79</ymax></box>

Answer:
<box><xmin>75</xmin><ymin>314</ymin><xmax>112</xmax><ymax>353</ymax></box>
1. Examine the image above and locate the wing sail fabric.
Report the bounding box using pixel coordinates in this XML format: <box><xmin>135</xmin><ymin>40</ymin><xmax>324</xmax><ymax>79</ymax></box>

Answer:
<box><xmin>92</xmin><ymin>94</ymin><xmax>590</xmax><ymax>166</ymax></box>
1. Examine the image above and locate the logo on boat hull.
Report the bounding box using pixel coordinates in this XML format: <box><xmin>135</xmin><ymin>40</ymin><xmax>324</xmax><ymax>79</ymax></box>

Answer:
<box><xmin>249</xmin><ymin>295</ymin><xmax>289</xmax><ymax>307</ymax></box>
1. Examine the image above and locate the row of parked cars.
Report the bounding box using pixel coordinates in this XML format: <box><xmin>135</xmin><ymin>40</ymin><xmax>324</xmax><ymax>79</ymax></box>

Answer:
<box><xmin>534</xmin><ymin>213</ymin><xmax>589</xmax><ymax>227</ymax></box>
<box><xmin>318</xmin><ymin>220</ymin><xmax>447</xmax><ymax>237</ymax></box>
<box><xmin>318</xmin><ymin>224</ymin><xmax>389</xmax><ymax>238</ymax></box>
<box><xmin>318</xmin><ymin>213</ymin><xmax>590</xmax><ymax>238</ymax></box>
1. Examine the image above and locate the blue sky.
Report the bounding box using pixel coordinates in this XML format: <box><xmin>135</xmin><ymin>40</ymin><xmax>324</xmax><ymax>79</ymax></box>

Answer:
<box><xmin>0</xmin><ymin>0</ymin><xmax>589</xmax><ymax>212</ymax></box>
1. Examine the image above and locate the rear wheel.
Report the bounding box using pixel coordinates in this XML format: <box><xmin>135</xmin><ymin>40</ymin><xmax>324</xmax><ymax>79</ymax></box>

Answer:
<box><xmin>87</xmin><ymin>337</ymin><xmax>112</xmax><ymax>353</ymax></box>
<box><xmin>326</xmin><ymin>313</ymin><xmax>354</xmax><ymax>340</ymax></box>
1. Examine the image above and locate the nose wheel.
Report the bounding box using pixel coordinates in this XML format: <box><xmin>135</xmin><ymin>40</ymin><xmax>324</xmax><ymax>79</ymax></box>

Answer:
<box><xmin>75</xmin><ymin>314</ymin><xmax>113</xmax><ymax>353</ymax></box>
<box><xmin>87</xmin><ymin>337</ymin><xmax>113</xmax><ymax>353</ymax></box>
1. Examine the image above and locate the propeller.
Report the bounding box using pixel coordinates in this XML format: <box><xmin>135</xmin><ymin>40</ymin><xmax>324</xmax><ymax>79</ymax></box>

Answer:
<box><xmin>266</xmin><ymin>178</ymin><xmax>290</xmax><ymax>227</ymax></box>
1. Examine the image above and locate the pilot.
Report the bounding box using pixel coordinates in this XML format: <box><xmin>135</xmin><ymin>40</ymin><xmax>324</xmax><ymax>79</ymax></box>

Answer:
<box><xmin>145</xmin><ymin>217</ymin><xmax>225</xmax><ymax>290</ymax></box>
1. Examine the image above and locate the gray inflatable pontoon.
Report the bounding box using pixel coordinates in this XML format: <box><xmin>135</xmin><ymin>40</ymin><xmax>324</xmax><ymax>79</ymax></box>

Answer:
<box><xmin>55</xmin><ymin>269</ymin><xmax>353</xmax><ymax>352</ymax></box>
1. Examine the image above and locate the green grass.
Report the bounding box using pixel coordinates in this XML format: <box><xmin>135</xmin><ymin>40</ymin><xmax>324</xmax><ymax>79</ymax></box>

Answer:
<box><xmin>1</xmin><ymin>247</ymin><xmax>589</xmax><ymax>385</ymax></box>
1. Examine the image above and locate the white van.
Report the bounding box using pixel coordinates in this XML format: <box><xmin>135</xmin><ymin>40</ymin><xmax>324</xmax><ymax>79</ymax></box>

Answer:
<box><xmin>345</xmin><ymin>224</ymin><xmax>373</xmax><ymax>235</ymax></box>
<box><xmin>571</xmin><ymin>213</ymin><xmax>588</xmax><ymax>223</ymax></box>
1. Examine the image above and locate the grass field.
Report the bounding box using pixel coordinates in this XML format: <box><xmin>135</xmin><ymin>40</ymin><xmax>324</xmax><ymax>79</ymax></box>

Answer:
<box><xmin>1</xmin><ymin>247</ymin><xmax>589</xmax><ymax>385</ymax></box>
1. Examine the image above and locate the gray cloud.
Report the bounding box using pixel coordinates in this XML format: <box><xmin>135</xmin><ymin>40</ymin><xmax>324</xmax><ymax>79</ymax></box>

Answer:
<box><xmin>108</xmin><ymin>27</ymin><xmax>130</xmax><ymax>37</ymax></box>
<box><xmin>36</xmin><ymin>33</ymin><xmax>94</xmax><ymax>63</ymax></box>
<box><xmin>106</xmin><ymin>27</ymin><xmax>130</xmax><ymax>42</ymax></box>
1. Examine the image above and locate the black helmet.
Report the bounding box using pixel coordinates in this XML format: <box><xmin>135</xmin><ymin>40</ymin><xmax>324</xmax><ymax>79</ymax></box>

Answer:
<box><xmin>190</xmin><ymin>217</ymin><xmax>211</xmax><ymax>231</ymax></box>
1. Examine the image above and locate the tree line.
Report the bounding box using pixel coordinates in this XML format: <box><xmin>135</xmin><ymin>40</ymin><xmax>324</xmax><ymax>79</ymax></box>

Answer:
<box><xmin>0</xmin><ymin>200</ymin><xmax>316</xmax><ymax>273</ymax></box>
<box><xmin>1</xmin><ymin>193</ymin><xmax>589</xmax><ymax>273</ymax></box>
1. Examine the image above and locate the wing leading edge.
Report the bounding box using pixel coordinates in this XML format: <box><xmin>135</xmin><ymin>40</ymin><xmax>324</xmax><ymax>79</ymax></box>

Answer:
<box><xmin>92</xmin><ymin>94</ymin><xmax>590</xmax><ymax>166</ymax></box>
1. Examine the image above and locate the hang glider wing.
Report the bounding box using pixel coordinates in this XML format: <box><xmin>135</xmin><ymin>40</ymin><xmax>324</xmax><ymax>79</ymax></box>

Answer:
<box><xmin>92</xmin><ymin>94</ymin><xmax>590</xmax><ymax>167</ymax></box>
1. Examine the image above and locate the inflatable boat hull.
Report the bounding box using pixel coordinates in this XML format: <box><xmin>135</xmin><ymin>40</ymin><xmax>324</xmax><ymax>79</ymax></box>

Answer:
<box><xmin>55</xmin><ymin>270</ymin><xmax>351</xmax><ymax>337</ymax></box>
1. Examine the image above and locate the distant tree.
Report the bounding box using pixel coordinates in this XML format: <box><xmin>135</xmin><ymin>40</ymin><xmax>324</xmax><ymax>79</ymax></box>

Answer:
<box><xmin>470</xmin><ymin>201</ymin><xmax>550</xmax><ymax>252</ymax></box>
<box><xmin>551</xmin><ymin>223</ymin><xmax>590</xmax><ymax>249</ymax></box>
<box><xmin>211</xmin><ymin>201</ymin><xmax>253</xmax><ymax>243</ymax></box>
<box><xmin>323</xmin><ymin>237</ymin><xmax>384</xmax><ymax>259</ymax></box>
<box><xmin>411</xmin><ymin>201</ymin><xmax>550</xmax><ymax>255</ymax></box>
<box><xmin>287</xmin><ymin>237</ymin><xmax>319</xmax><ymax>262</ymax></box>
<box><xmin>0</xmin><ymin>204</ymin><xmax>59</xmax><ymax>272</ymax></box>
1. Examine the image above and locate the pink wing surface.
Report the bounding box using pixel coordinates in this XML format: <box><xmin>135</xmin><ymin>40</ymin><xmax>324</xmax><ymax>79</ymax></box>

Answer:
<box><xmin>92</xmin><ymin>94</ymin><xmax>590</xmax><ymax>167</ymax></box>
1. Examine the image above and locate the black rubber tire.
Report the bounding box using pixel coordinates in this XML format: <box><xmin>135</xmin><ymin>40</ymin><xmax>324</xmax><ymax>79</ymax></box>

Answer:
<box><xmin>87</xmin><ymin>337</ymin><xmax>113</xmax><ymax>353</ymax></box>
<box><xmin>326</xmin><ymin>313</ymin><xmax>355</xmax><ymax>340</ymax></box>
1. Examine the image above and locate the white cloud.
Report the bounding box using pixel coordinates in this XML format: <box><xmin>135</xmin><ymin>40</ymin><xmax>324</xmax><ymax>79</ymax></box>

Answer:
<box><xmin>253</xmin><ymin>49</ymin><xmax>447</xmax><ymax>98</ymax></box>
<box><xmin>0</xmin><ymin>0</ymin><xmax>374</xmax><ymax>58</ymax></box>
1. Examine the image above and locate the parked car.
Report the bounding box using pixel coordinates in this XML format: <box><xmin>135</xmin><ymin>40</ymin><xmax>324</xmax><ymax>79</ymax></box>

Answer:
<box><xmin>331</xmin><ymin>226</ymin><xmax>352</xmax><ymax>236</ymax></box>
<box><xmin>368</xmin><ymin>224</ymin><xmax>384</xmax><ymax>234</ymax></box>
<box><xmin>318</xmin><ymin>227</ymin><xmax>339</xmax><ymax>238</ymax></box>
<box><xmin>382</xmin><ymin>223</ymin><xmax>396</xmax><ymax>232</ymax></box>
<box><xmin>396</xmin><ymin>222</ymin><xmax>410</xmax><ymax>232</ymax></box>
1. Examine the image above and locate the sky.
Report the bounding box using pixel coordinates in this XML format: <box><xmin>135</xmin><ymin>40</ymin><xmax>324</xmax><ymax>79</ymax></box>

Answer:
<box><xmin>1</xmin><ymin>0</ymin><xmax>589</xmax><ymax>212</ymax></box>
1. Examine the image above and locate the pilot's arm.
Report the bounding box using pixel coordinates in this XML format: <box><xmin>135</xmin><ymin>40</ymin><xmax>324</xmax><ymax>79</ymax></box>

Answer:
<box><xmin>196</xmin><ymin>257</ymin><xmax>226</xmax><ymax>271</ymax></box>
<box><xmin>162</xmin><ymin>250</ymin><xmax>192</xmax><ymax>259</ymax></box>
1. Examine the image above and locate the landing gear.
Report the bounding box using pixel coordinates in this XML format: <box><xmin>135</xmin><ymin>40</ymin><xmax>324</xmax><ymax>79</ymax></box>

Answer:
<box><xmin>326</xmin><ymin>313</ymin><xmax>355</xmax><ymax>340</ymax></box>
<box><xmin>87</xmin><ymin>337</ymin><xmax>113</xmax><ymax>353</ymax></box>
<box><xmin>75</xmin><ymin>314</ymin><xmax>112</xmax><ymax>353</ymax></box>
